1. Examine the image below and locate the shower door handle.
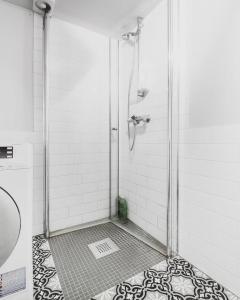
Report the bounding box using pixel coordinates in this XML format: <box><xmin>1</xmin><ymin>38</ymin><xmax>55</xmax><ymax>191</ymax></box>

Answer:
<box><xmin>112</xmin><ymin>128</ymin><xmax>118</xmax><ymax>131</ymax></box>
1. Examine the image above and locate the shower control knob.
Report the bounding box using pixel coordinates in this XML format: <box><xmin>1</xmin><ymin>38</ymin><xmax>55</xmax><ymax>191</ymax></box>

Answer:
<box><xmin>112</xmin><ymin>128</ymin><xmax>118</xmax><ymax>131</ymax></box>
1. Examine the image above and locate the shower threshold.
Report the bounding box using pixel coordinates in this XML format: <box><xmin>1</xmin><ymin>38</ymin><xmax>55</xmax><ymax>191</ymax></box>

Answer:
<box><xmin>111</xmin><ymin>217</ymin><xmax>167</xmax><ymax>256</ymax></box>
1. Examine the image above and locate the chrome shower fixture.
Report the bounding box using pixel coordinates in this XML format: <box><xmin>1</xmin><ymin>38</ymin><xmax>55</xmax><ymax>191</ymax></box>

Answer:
<box><xmin>122</xmin><ymin>17</ymin><xmax>144</xmax><ymax>40</ymax></box>
<box><xmin>125</xmin><ymin>16</ymin><xmax>149</xmax><ymax>151</ymax></box>
<box><xmin>138</xmin><ymin>88</ymin><xmax>149</xmax><ymax>99</ymax></box>
<box><xmin>128</xmin><ymin>115</ymin><xmax>151</xmax><ymax>126</ymax></box>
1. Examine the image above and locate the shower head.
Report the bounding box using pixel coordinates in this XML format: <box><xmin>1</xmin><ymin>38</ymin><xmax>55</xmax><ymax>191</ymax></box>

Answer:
<box><xmin>121</xmin><ymin>16</ymin><xmax>144</xmax><ymax>41</ymax></box>
<box><xmin>33</xmin><ymin>0</ymin><xmax>55</xmax><ymax>16</ymax></box>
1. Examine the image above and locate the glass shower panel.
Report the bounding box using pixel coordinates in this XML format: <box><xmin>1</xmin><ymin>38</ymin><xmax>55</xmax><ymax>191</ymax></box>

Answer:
<box><xmin>118</xmin><ymin>0</ymin><xmax>169</xmax><ymax>250</ymax></box>
<box><xmin>110</xmin><ymin>40</ymin><xmax>120</xmax><ymax>218</ymax></box>
<box><xmin>48</xmin><ymin>18</ymin><xmax>110</xmax><ymax>233</ymax></box>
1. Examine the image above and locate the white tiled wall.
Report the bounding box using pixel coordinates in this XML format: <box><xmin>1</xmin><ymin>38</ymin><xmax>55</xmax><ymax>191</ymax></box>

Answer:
<box><xmin>178</xmin><ymin>0</ymin><xmax>240</xmax><ymax>295</ymax></box>
<box><xmin>119</xmin><ymin>1</ymin><xmax>168</xmax><ymax>245</ymax></box>
<box><xmin>33</xmin><ymin>15</ymin><xmax>110</xmax><ymax>234</ymax></box>
<box><xmin>48</xmin><ymin>19</ymin><xmax>110</xmax><ymax>231</ymax></box>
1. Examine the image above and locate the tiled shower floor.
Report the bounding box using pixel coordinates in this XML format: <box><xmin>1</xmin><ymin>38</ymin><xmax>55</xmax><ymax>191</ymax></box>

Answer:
<box><xmin>48</xmin><ymin>222</ymin><xmax>165</xmax><ymax>300</ymax></box>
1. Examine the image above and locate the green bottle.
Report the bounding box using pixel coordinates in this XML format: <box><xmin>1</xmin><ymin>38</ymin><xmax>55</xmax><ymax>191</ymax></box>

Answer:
<box><xmin>118</xmin><ymin>196</ymin><xmax>128</xmax><ymax>223</ymax></box>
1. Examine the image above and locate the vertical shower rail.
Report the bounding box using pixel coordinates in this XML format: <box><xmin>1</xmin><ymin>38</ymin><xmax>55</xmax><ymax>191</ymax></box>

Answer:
<box><xmin>42</xmin><ymin>12</ymin><xmax>50</xmax><ymax>238</ymax></box>
<box><xmin>167</xmin><ymin>0</ymin><xmax>179</xmax><ymax>258</ymax></box>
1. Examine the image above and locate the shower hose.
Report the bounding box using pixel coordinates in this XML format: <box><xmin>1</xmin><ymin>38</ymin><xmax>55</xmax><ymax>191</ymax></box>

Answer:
<box><xmin>127</xmin><ymin>34</ymin><xmax>140</xmax><ymax>152</ymax></box>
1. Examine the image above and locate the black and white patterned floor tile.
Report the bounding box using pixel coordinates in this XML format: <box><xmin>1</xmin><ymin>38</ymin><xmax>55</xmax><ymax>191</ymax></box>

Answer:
<box><xmin>33</xmin><ymin>236</ymin><xmax>65</xmax><ymax>300</ymax></box>
<box><xmin>92</xmin><ymin>257</ymin><xmax>239</xmax><ymax>300</ymax></box>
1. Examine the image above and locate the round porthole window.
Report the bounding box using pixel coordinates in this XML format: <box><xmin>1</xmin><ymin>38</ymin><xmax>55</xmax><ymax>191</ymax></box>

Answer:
<box><xmin>0</xmin><ymin>187</ymin><xmax>21</xmax><ymax>268</ymax></box>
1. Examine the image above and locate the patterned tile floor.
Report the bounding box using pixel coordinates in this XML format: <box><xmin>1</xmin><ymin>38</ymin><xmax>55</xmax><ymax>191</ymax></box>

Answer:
<box><xmin>93</xmin><ymin>257</ymin><xmax>240</xmax><ymax>300</ymax></box>
<box><xmin>33</xmin><ymin>236</ymin><xmax>64</xmax><ymax>300</ymax></box>
<box><xmin>33</xmin><ymin>235</ymin><xmax>239</xmax><ymax>300</ymax></box>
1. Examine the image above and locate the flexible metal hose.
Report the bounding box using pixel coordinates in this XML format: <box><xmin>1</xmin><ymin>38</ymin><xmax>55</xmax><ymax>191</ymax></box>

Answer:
<box><xmin>127</xmin><ymin>34</ymin><xmax>140</xmax><ymax>151</ymax></box>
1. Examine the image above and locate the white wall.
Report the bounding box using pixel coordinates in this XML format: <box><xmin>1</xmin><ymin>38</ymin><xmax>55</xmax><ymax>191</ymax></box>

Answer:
<box><xmin>0</xmin><ymin>4</ymin><xmax>42</xmax><ymax>237</ymax></box>
<box><xmin>48</xmin><ymin>18</ymin><xmax>110</xmax><ymax>231</ymax></box>
<box><xmin>0</xmin><ymin>3</ymin><xmax>40</xmax><ymax>235</ymax></box>
<box><xmin>0</xmin><ymin>1</ymin><xmax>33</xmax><ymax>133</ymax></box>
<box><xmin>178</xmin><ymin>0</ymin><xmax>240</xmax><ymax>295</ymax></box>
<box><xmin>32</xmin><ymin>14</ymin><xmax>43</xmax><ymax>235</ymax></box>
<box><xmin>119</xmin><ymin>1</ymin><xmax>168</xmax><ymax>245</ymax></box>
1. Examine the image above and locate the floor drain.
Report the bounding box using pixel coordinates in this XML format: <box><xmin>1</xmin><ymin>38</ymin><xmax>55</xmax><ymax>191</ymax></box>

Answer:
<box><xmin>88</xmin><ymin>238</ymin><xmax>120</xmax><ymax>259</ymax></box>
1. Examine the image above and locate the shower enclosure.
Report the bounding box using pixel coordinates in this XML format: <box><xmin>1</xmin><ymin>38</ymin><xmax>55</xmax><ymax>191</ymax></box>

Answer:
<box><xmin>39</xmin><ymin>0</ymin><xmax>178</xmax><ymax>257</ymax></box>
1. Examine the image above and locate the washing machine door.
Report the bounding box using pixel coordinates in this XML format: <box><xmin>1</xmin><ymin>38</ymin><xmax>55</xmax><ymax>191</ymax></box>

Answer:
<box><xmin>0</xmin><ymin>187</ymin><xmax>21</xmax><ymax>268</ymax></box>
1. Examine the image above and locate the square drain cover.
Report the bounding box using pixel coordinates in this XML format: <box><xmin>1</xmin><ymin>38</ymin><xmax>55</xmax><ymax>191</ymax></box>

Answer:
<box><xmin>88</xmin><ymin>238</ymin><xmax>120</xmax><ymax>259</ymax></box>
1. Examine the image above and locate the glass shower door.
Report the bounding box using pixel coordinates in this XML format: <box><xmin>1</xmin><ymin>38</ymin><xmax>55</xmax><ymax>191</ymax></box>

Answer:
<box><xmin>47</xmin><ymin>18</ymin><xmax>110</xmax><ymax>234</ymax></box>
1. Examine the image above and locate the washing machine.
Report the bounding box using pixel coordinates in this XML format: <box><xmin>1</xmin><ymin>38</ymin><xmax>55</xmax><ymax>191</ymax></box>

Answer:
<box><xmin>0</xmin><ymin>144</ymin><xmax>33</xmax><ymax>300</ymax></box>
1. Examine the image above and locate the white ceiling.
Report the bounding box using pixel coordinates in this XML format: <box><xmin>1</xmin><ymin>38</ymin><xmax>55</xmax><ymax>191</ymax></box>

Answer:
<box><xmin>4</xmin><ymin>0</ymin><xmax>161</xmax><ymax>37</ymax></box>
<box><xmin>3</xmin><ymin>0</ymin><xmax>32</xmax><ymax>10</ymax></box>
<box><xmin>53</xmin><ymin>0</ymin><xmax>161</xmax><ymax>37</ymax></box>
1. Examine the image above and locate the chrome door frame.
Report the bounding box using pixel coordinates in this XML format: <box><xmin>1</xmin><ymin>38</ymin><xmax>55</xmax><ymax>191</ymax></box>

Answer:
<box><xmin>42</xmin><ymin>13</ymin><xmax>50</xmax><ymax>239</ymax></box>
<box><xmin>166</xmin><ymin>0</ymin><xmax>180</xmax><ymax>258</ymax></box>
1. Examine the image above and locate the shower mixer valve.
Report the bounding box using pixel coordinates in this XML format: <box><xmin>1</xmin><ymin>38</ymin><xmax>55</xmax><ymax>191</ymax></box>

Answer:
<box><xmin>128</xmin><ymin>115</ymin><xmax>151</xmax><ymax>126</ymax></box>
<box><xmin>137</xmin><ymin>88</ymin><xmax>149</xmax><ymax>99</ymax></box>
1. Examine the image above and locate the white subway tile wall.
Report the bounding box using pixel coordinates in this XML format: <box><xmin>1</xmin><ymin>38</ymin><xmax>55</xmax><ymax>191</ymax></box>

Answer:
<box><xmin>119</xmin><ymin>1</ymin><xmax>168</xmax><ymax>245</ymax></box>
<box><xmin>178</xmin><ymin>0</ymin><xmax>240</xmax><ymax>295</ymax></box>
<box><xmin>33</xmin><ymin>15</ymin><xmax>110</xmax><ymax>234</ymax></box>
<box><xmin>48</xmin><ymin>19</ymin><xmax>110</xmax><ymax>232</ymax></box>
